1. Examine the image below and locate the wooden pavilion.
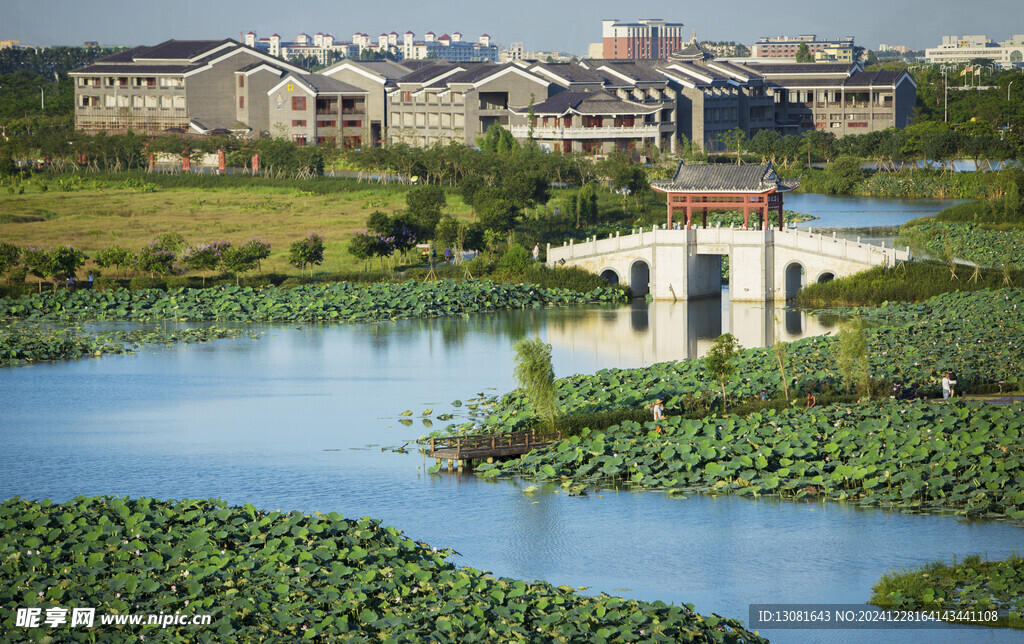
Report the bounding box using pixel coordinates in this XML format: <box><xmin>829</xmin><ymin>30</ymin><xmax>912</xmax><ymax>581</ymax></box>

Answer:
<box><xmin>651</xmin><ymin>163</ymin><xmax>799</xmax><ymax>231</ymax></box>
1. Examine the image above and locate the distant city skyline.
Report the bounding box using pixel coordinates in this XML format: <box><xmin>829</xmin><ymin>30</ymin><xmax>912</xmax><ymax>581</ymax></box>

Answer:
<box><xmin>5</xmin><ymin>0</ymin><xmax>1022</xmax><ymax>55</ymax></box>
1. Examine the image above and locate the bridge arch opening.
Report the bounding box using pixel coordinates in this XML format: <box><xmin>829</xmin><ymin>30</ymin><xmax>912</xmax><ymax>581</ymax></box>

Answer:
<box><xmin>784</xmin><ymin>262</ymin><xmax>805</xmax><ymax>300</ymax></box>
<box><xmin>599</xmin><ymin>269</ymin><xmax>620</xmax><ymax>286</ymax></box>
<box><xmin>630</xmin><ymin>260</ymin><xmax>650</xmax><ymax>297</ymax></box>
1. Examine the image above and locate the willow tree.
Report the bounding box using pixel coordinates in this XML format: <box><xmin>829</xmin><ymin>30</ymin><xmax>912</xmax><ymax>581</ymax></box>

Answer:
<box><xmin>513</xmin><ymin>337</ymin><xmax>557</xmax><ymax>432</ymax></box>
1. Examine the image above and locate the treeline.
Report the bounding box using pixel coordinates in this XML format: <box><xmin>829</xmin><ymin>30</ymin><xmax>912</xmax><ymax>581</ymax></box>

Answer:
<box><xmin>726</xmin><ymin>120</ymin><xmax>1021</xmax><ymax>172</ymax></box>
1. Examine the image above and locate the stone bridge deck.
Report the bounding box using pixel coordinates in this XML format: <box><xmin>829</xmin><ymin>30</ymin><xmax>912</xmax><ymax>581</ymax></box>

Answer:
<box><xmin>547</xmin><ymin>225</ymin><xmax>912</xmax><ymax>301</ymax></box>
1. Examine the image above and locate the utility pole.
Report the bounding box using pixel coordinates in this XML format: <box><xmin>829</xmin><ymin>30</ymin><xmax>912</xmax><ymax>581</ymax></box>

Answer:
<box><xmin>943</xmin><ymin>68</ymin><xmax>947</xmax><ymax>123</ymax></box>
<box><xmin>39</xmin><ymin>86</ymin><xmax>44</xmax><ymax>111</ymax></box>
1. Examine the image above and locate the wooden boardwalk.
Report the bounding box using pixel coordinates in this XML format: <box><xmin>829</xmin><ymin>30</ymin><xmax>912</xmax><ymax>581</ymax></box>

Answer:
<box><xmin>425</xmin><ymin>430</ymin><xmax>561</xmax><ymax>471</ymax></box>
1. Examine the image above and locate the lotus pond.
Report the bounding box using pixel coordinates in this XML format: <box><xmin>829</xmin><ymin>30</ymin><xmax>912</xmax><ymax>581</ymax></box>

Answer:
<box><xmin>2</xmin><ymin>295</ymin><xmax>1023</xmax><ymax>643</ymax></box>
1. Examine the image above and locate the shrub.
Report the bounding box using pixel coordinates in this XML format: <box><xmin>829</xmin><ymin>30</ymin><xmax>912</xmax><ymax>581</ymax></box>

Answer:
<box><xmin>129</xmin><ymin>276</ymin><xmax>167</xmax><ymax>291</ymax></box>
<box><xmin>94</xmin><ymin>276</ymin><xmax>120</xmax><ymax>291</ymax></box>
<box><xmin>164</xmin><ymin>276</ymin><xmax>192</xmax><ymax>290</ymax></box>
<box><xmin>494</xmin><ymin>243</ymin><xmax>531</xmax><ymax>277</ymax></box>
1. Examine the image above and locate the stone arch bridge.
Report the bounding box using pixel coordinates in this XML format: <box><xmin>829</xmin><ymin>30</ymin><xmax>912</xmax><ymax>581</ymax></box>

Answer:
<box><xmin>547</xmin><ymin>225</ymin><xmax>911</xmax><ymax>301</ymax></box>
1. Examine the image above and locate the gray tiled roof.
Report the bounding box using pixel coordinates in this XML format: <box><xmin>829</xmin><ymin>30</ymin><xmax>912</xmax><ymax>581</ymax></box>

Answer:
<box><xmin>652</xmin><ymin>163</ymin><xmax>799</xmax><ymax>193</ymax></box>
<box><xmin>95</xmin><ymin>46</ymin><xmax>148</xmax><ymax>64</ymax></box>
<box><xmin>70</xmin><ymin>63</ymin><xmax>198</xmax><ymax>75</ymax></box>
<box><xmin>530</xmin><ymin>63</ymin><xmax>605</xmax><ymax>84</ymax></box>
<box><xmin>596</xmin><ymin>61</ymin><xmax>669</xmax><ymax>83</ymax></box>
<box><xmin>294</xmin><ymin>73</ymin><xmax>368</xmax><ymax>94</ymax></box>
<box><xmin>239</xmin><ymin>61</ymin><xmax>284</xmax><ymax>73</ymax></box>
<box><xmin>843</xmin><ymin>70</ymin><xmax>908</xmax><ymax>87</ymax></box>
<box><xmin>705</xmin><ymin>60</ymin><xmax>764</xmax><ymax>81</ymax></box>
<box><xmin>397</xmin><ymin>62</ymin><xmax>462</xmax><ymax>84</ymax></box>
<box><xmin>447</xmin><ymin>62</ymin><xmax>507</xmax><ymax>84</ymax></box>
<box><xmin>511</xmin><ymin>90</ymin><xmax>658</xmax><ymax>116</ymax></box>
<box><xmin>132</xmin><ymin>39</ymin><xmax>233</xmax><ymax>61</ymax></box>
<box><xmin>743</xmin><ymin>62</ymin><xmax>855</xmax><ymax>76</ymax></box>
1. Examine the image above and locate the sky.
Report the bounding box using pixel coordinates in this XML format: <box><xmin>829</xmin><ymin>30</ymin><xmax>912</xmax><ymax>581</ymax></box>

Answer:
<box><xmin>5</xmin><ymin>0</ymin><xmax>1023</xmax><ymax>55</ymax></box>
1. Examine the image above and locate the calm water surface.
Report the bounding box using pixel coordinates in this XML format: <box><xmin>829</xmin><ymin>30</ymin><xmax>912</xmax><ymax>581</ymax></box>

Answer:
<box><xmin>1</xmin><ymin>298</ymin><xmax>1020</xmax><ymax>644</ymax></box>
<box><xmin>785</xmin><ymin>193</ymin><xmax>968</xmax><ymax>249</ymax></box>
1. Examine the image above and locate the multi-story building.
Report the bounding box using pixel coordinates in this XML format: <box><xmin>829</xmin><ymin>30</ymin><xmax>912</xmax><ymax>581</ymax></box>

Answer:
<box><xmin>601</xmin><ymin>18</ymin><xmax>687</xmax><ymax>60</ymax></box>
<box><xmin>385</xmin><ymin>61</ymin><xmax>551</xmax><ymax>147</ymax></box>
<box><xmin>750</xmin><ymin>35</ymin><xmax>855</xmax><ymax>61</ymax></box>
<box><xmin>70</xmin><ymin>39</ymin><xmax>918</xmax><ymax>152</ymax></box>
<box><xmin>70</xmin><ymin>39</ymin><xmax>309</xmax><ymax>135</ymax></box>
<box><xmin>264</xmin><ymin>73</ymin><xmax>368</xmax><ymax>147</ymax></box>
<box><xmin>318</xmin><ymin>59</ymin><xmax>416</xmax><ymax>145</ymax></box>
<box><xmin>509</xmin><ymin>90</ymin><xmax>673</xmax><ymax>155</ymax></box>
<box><xmin>244</xmin><ymin>31</ymin><xmax>344</xmax><ymax>65</ymax></box>
<box><xmin>740</xmin><ymin>62</ymin><xmax>916</xmax><ymax>136</ymax></box>
<box><xmin>925</xmin><ymin>34</ymin><xmax>1024</xmax><ymax>68</ymax></box>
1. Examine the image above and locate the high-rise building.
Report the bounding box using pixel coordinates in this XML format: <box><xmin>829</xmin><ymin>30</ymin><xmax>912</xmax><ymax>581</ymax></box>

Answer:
<box><xmin>601</xmin><ymin>19</ymin><xmax>686</xmax><ymax>60</ymax></box>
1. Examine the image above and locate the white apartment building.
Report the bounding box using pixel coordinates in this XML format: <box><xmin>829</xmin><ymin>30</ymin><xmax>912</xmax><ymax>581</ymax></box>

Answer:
<box><xmin>925</xmin><ymin>34</ymin><xmax>1024</xmax><ymax>68</ymax></box>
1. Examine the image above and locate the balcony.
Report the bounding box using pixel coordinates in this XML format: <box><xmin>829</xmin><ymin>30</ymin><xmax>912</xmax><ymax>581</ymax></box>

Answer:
<box><xmin>510</xmin><ymin>124</ymin><xmax>662</xmax><ymax>140</ymax></box>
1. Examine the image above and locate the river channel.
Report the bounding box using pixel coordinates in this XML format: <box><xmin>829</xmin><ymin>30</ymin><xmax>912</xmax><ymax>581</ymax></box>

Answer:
<box><xmin>1</xmin><ymin>195</ymin><xmax>1017</xmax><ymax>644</ymax></box>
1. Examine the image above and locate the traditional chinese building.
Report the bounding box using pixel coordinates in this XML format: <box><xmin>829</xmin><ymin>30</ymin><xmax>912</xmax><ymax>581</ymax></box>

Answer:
<box><xmin>651</xmin><ymin>163</ymin><xmax>798</xmax><ymax>230</ymax></box>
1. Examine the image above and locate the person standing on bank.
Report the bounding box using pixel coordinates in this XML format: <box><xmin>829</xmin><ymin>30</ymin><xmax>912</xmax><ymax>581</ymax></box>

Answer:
<box><xmin>532</xmin><ymin>243</ymin><xmax>540</xmax><ymax>261</ymax></box>
<box><xmin>651</xmin><ymin>399</ymin><xmax>664</xmax><ymax>421</ymax></box>
<box><xmin>942</xmin><ymin>371</ymin><xmax>957</xmax><ymax>399</ymax></box>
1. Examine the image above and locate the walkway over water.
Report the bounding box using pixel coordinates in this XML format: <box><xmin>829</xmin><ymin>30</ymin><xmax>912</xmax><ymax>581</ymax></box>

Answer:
<box><xmin>547</xmin><ymin>225</ymin><xmax>912</xmax><ymax>301</ymax></box>
<box><xmin>425</xmin><ymin>430</ymin><xmax>561</xmax><ymax>471</ymax></box>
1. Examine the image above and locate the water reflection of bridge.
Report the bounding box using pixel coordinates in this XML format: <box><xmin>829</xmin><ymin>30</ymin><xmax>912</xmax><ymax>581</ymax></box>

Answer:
<box><xmin>544</xmin><ymin>297</ymin><xmax>835</xmax><ymax>364</ymax></box>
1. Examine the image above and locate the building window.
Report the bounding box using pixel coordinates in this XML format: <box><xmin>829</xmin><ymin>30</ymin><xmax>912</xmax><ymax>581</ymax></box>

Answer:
<box><xmin>238</xmin><ymin>76</ymin><xmax>245</xmax><ymax>88</ymax></box>
<box><xmin>239</xmin><ymin>97</ymin><xmax>245</xmax><ymax>109</ymax></box>
<box><xmin>292</xmin><ymin>96</ymin><xmax>306</xmax><ymax>111</ymax></box>
<box><xmin>292</xmin><ymin>120</ymin><xmax>307</xmax><ymax>127</ymax></box>
<box><xmin>317</xmin><ymin>120</ymin><xmax>336</xmax><ymax>128</ymax></box>
<box><xmin>292</xmin><ymin>135</ymin><xmax>307</xmax><ymax>146</ymax></box>
<box><xmin>343</xmin><ymin>120</ymin><xmax>361</xmax><ymax>127</ymax></box>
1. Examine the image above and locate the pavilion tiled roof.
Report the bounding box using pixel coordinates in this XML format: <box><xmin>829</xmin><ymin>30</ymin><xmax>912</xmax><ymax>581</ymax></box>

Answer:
<box><xmin>652</xmin><ymin>163</ymin><xmax>799</xmax><ymax>193</ymax></box>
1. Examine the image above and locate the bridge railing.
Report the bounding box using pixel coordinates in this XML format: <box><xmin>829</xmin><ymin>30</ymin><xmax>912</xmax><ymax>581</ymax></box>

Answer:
<box><xmin>547</xmin><ymin>225</ymin><xmax>911</xmax><ymax>266</ymax></box>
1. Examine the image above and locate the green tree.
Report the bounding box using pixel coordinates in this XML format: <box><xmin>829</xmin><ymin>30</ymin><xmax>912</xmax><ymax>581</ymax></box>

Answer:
<box><xmin>717</xmin><ymin>127</ymin><xmax>746</xmax><ymax>164</ymax></box>
<box><xmin>242</xmin><ymin>238</ymin><xmax>272</xmax><ymax>272</ymax></box>
<box><xmin>0</xmin><ymin>241</ymin><xmax>21</xmax><ymax>280</ymax></box>
<box><xmin>474</xmin><ymin>188</ymin><xmax>520</xmax><ymax>235</ymax></box>
<box><xmin>795</xmin><ymin>42</ymin><xmax>814</xmax><ymax>63</ymax></box>
<box><xmin>22</xmin><ymin>247</ymin><xmax>50</xmax><ymax>291</ymax></box>
<box><xmin>46</xmin><ymin>245</ymin><xmax>86</xmax><ymax>292</ymax></box>
<box><xmin>405</xmin><ymin>185</ymin><xmax>446</xmax><ymax>239</ymax></box>
<box><xmin>496</xmin><ymin>243</ymin><xmax>531</xmax><ymax>277</ymax></box>
<box><xmin>95</xmin><ymin>245</ymin><xmax>136</xmax><ymax>278</ymax></box>
<box><xmin>135</xmin><ymin>239</ymin><xmax>176</xmax><ymax>277</ymax></box>
<box><xmin>576</xmin><ymin>183</ymin><xmax>599</xmax><ymax>227</ymax></box>
<box><xmin>823</xmin><ymin>156</ymin><xmax>866</xmax><ymax>194</ymax></box>
<box><xmin>513</xmin><ymin>337</ymin><xmax>557</xmax><ymax>431</ymax></box>
<box><xmin>180</xmin><ymin>241</ymin><xmax>229</xmax><ymax>286</ymax></box>
<box><xmin>221</xmin><ymin>245</ymin><xmax>259</xmax><ymax>285</ymax></box>
<box><xmin>705</xmin><ymin>333</ymin><xmax>740</xmax><ymax>412</ymax></box>
<box><xmin>477</xmin><ymin>124</ymin><xmax>519</xmax><ymax>154</ymax></box>
<box><xmin>835</xmin><ymin>321</ymin><xmax>870</xmax><ymax>397</ymax></box>
<box><xmin>347</xmin><ymin>231</ymin><xmax>385</xmax><ymax>272</ymax></box>
<box><xmin>289</xmin><ymin>232</ymin><xmax>325</xmax><ymax>277</ymax></box>
<box><xmin>433</xmin><ymin>216</ymin><xmax>461</xmax><ymax>255</ymax></box>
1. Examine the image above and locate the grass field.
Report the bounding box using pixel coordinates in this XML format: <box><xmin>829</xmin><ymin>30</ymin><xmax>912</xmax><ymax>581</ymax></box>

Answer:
<box><xmin>0</xmin><ymin>178</ymin><xmax>476</xmax><ymax>276</ymax></box>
